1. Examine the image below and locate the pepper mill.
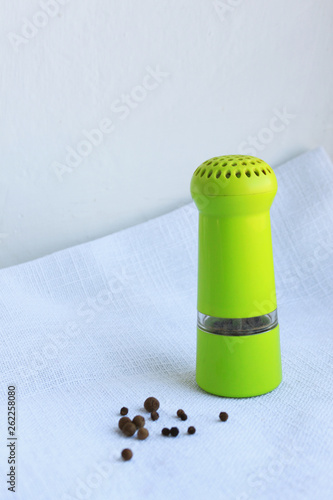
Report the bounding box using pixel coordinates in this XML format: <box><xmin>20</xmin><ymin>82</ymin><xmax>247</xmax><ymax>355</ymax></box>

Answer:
<box><xmin>190</xmin><ymin>155</ymin><xmax>282</xmax><ymax>397</ymax></box>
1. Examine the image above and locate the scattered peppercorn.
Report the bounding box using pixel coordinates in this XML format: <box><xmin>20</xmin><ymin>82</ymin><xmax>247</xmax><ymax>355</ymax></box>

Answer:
<box><xmin>180</xmin><ymin>413</ymin><xmax>188</xmax><ymax>421</ymax></box>
<box><xmin>162</xmin><ymin>428</ymin><xmax>170</xmax><ymax>436</ymax></box>
<box><xmin>170</xmin><ymin>427</ymin><xmax>179</xmax><ymax>437</ymax></box>
<box><xmin>219</xmin><ymin>412</ymin><xmax>229</xmax><ymax>422</ymax></box>
<box><xmin>151</xmin><ymin>411</ymin><xmax>159</xmax><ymax>421</ymax></box>
<box><xmin>177</xmin><ymin>409</ymin><xmax>185</xmax><ymax>417</ymax></box>
<box><xmin>121</xmin><ymin>448</ymin><xmax>133</xmax><ymax>461</ymax></box>
<box><xmin>132</xmin><ymin>415</ymin><xmax>145</xmax><ymax>429</ymax></box>
<box><xmin>120</xmin><ymin>407</ymin><xmax>128</xmax><ymax>416</ymax></box>
<box><xmin>144</xmin><ymin>397</ymin><xmax>160</xmax><ymax>412</ymax></box>
<box><xmin>118</xmin><ymin>416</ymin><xmax>131</xmax><ymax>430</ymax></box>
<box><xmin>122</xmin><ymin>422</ymin><xmax>137</xmax><ymax>437</ymax></box>
<box><xmin>188</xmin><ymin>426</ymin><xmax>196</xmax><ymax>435</ymax></box>
<box><xmin>137</xmin><ymin>428</ymin><xmax>149</xmax><ymax>440</ymax></box>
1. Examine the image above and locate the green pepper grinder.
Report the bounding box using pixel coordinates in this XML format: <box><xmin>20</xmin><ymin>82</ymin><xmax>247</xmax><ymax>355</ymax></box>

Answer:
<box><xmin>190</xmin><ymin>155</ymin><xmax>282</xmax><ymax>397</ymax></box>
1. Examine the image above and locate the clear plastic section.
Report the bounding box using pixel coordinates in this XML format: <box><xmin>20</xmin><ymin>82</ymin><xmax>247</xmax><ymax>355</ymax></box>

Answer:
<box><xmin>197</xmin><ymin>309</ymin><xmax>278</xmax><ymax>336</ymax></box>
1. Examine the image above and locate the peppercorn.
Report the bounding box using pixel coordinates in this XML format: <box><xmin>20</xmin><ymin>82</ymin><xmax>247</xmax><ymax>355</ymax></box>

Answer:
<box><xmin>219</xmin><ymin>412</ymin><xmax>229</xmax><ymax>422</ymax></box>
<box><xmin>180</xmin><ymin>413</ymin><xmax>188</xmax><ymax>421</ymax></box>
<box><xmin>188</xmin><ymin>426</ymin><xmax>196</xmax><ymax>435</ymax></box>
<box><xmin>161</xmin><ymin>428</ymin><xmax>170</xmax><ymax>436</ymax></box>
<box><xmin>151</xmin><ymin>411</ymin><xmax>159</xmax><ymax>421</ymax></box>
<box><xmin>137</xmin><ymin>428</ymin><xmax>149</xmax><ymax>440</ymax></box>
<box><xmin>122</xmin><ymin>422</ymin><xmax>136</xmax><ymax>437</ymax></box>
<box><xmin>170</xmin><ymin>427</ymin><xmax>179</xmax><ymax>437</ymax></box>
<box><xmin>121</xmin><ymin>448</ymin><xmax>133</xmax><ymax>461</ymax></box>
<box><xmin>132</xmin><ymin>415</ymin><xmax>145</xmax><ymax>429</ymax></box>
<box><xmin>118</xmin><ymin>416</ymin><xmax>131</xmax><ymax>430</ymax></box>
<box><xmin>120</xmin><ymin>407</ymin><xmax>128</xmax><ymax>416</ymax></box>
<box><xmin>177</xmin><ymin>409</ymin><xmax>185</xmax><ymax>417</ymax></box>
<box><xmin>144</xmin><ymin>397</ymin><xmax>160</xmax><ymax>412</ymax></box>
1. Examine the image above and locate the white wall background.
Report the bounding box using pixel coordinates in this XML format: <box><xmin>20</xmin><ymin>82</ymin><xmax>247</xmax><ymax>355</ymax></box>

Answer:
<box><xmin>0</xmin><ymin>0</ymin><xmax>332</xmax><ymax>268</ymax></box>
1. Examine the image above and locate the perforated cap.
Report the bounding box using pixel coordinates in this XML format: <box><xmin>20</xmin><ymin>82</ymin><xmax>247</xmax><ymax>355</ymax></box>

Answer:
<box><xmin>191</xmin><ymin>155</ymin><xmax>277</xmax><ymax>197</ymax></box>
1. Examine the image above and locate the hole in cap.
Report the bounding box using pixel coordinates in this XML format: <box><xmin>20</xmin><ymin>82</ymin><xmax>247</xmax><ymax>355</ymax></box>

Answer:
<box><xmin>262</xmin><ymin>169</ymin><xmax>267</xmax><ymax>175</ymax></box>
<box><xmin>235</xmin><ymin>170</ymin><xmax>241</xmax><ymax>178</ymax></box>
<box><xmin>245</xmin><ymin>170</ymin><xmax>251</xmax><ymax>177</ymax></box>
<box><xmin>254</xmin><ymin>169</ymin><xmax>259</xmax><ymax>176</ymax></box>
<box><xmin>225</xmin><ymin>171</ymin><xmax>231</xmax><ymax>178</ymax></box>
<box><xmin>216</xmin><ymin>170</ymin><xmax>221</xmax><ymax>179</ymax></box>
<box><xmin>207</xmin><ymin>169</ymin><xmax>213</xmax><ymax>178</ymax></box>
<box><xmin>222</xmin><ymin>162</ymin><xmax>227</xmax><ymax>167</ymax></box>
<box><xmin>200</xmin><ymin>169</ymin><xmax>206</xmax><ymax>177</ymax></box>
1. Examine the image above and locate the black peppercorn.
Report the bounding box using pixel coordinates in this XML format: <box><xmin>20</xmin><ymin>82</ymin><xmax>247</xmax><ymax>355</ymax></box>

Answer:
<box><xmin>118</xmin><ymin>417</ymin><xmax>131</xmax><ymax>430</ymax></box>
<box><xmin>161</xmin><ymin>428</ymin><xmax>170</xmax><ymax>436</ymax></box>
<box><xmin>219</xmin><ymin>412</ymin><xmax>229</xmax><ymax>422</ymax></box>
<box><xmin>151</xmin><ymin>411</ymin><xmax>159</xmax><ymax>421</ymax></box>
<box><xmin>144</xmin><ymin>397</ymin><xmax>160</xmax><ymax>412</ymax></box>
<box><xmin>137</xmin><ymin>428</ymin><xmax>149</xmax><ymax>440</ymax></box>
<box><xmin>180</xmin><ymin>413</ymin><xmax>188</xmax><ymax>421</ymax></box>
<box><xmin>122</xmin><ymin>422</ymin><xmax>136</xmax><ymax>437</ymax></box>
<box><xmin>177</xmin><ymin>409</ymin><xmax>185</xmax><ymax>417</ymax></box>
<box><xmin>188</xmin><ymin>426</ymin><xmax>196</xmax><ymax>434</ymax></box>
<box><xmin>132</xmin><ymin>415</ymin><xmax>145</xmax><ymax>429</ymax></box>
<box><xmin>121</xmin><ymin>448</ymin><xmax>133</xmax><ymax>461</ymax></box>
<box><xmin>170</xmin><ymin>427</ymin><xmax>179</xmax><ymax>437</ymax></box>
<box><xmin>120</xmin><ymin>407</ymin><xmax>128</xmax><ymax>416</ymax></box>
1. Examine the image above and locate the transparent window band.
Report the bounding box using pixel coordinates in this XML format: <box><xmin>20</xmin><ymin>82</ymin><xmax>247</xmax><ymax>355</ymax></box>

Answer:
<box><xmin>197</xmin><ymin>309</ymin><xmax>278</xmax><ymax>336</ymax></box>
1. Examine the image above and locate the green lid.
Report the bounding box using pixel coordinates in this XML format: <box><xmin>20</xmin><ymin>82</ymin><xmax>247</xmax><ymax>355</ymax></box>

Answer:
<box><xmin>191</xmin><ymin>154</ymin><xmax>277</xmax><ymax>198</ymax></box>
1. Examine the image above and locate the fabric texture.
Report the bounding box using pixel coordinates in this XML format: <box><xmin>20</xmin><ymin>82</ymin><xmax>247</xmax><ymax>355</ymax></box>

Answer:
<box><xmin>0</xmin><ymin>148</ymin><xmax>332</xmax><ymax>500</ymax></box>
